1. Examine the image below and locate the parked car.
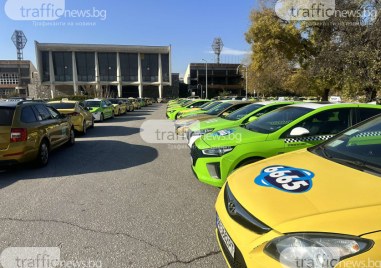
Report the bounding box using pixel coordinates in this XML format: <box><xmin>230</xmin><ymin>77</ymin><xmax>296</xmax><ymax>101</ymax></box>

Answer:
<box><xmin>0</xmin><ymin>100</ymin><xmax>75</xmax><ymax>167</ymax></box>
<box><xmin>215</xmin><ymin>113</ymin><xmax>381</xmax><ymax>268</ymax></box>
<box><xmin>191</xmin><ymin>102</ymin><xmax>381</xmax><ymax>187</ymax></box>
<box><xmin>108</xmin><ymin>99</ymin><xmax>127</xmax><ymax>115</ymax></box>
<box><xmin>166</xmin><ymin>100</ymin><xmax>211</xmax><ymax>120</ymax></box>
<box><xmin>128</xmin><ymin>98</ymin><xmax>141</xmax><ymax>110</ymax></box>
<box><xmin>186</xmin><ymin>101</ymin><xmax>297</xmax><ymax>148</ymax></box>
<box><xmin>83</xmin><ymin>99</ymin><xmax>114</xmax><ymax>121</ymax></box>
<box><xmin>175</xmin><ymin>101</ymin><xmax>252</xmax><ymax>135</ymax></box>
<box><xmin>48</xmin><ymin>99</ymin><xmax>94</xmax><ymax>134</ymax></box>
<box><xmin>120</xmin><ymin>99</ymin><xmax>135</xmax><ymax>112</ymax></box>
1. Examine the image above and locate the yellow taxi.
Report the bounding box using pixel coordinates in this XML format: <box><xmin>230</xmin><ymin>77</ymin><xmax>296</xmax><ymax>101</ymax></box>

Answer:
<box><xmin>108</xmin><ymin>99</ymin><xmax>127</xmax><ymax>115</ymax></box>
<box><xmin>0</xmin><ymin>100</ymin><xmax>75</xmax><ymax>167</ymax></box>
<box><xmin>48</xmin><ymin>99</ymin><xmax>94</xmax><ymax>134</ymax></box>
<box><xmin>215</xmin><ymin>114</ymin><xmax>381</xmax><ymax>268</ymax></box>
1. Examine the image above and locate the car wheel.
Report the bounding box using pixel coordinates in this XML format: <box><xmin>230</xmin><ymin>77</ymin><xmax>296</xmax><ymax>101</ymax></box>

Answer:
<box><xmin>112</xmin><ymin>111</ymin><xmax>115</xmax><ymax>118</ymax></box>
<box><xmin>36</xmin><ymin>140</ymin><xmax>49</xmax><ymax>167</ymax></box>
<box><xmin>100</xmin><ymin>113</ymin><xmax>104</xmax><ymax>122</ymax></box>
<box><xmin>82</xmin><ymin>121</ymin><xmax>87</xmax><ymax>135</ymax></box>
<box><xmin>90</xmin><ymin>117</ymin><xmax>94</xmax><ymax>128</ymax></box>
<box><xmin>67</xmin><ymin>128</ymin><xmax>75</xmax><ymax>146</ymax></box>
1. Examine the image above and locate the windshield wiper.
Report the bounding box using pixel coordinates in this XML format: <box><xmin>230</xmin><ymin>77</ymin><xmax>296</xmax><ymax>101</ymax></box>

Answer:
<box><xmin>333</xmin><ymin>158</ymin><xmax>381</xmax><ymax>175</ymax></box>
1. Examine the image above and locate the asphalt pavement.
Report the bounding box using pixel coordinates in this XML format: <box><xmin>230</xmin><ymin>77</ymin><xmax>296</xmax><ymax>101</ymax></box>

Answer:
<box><xmin>0</xmin><ymin>104</ymin><xmax>225</xmax><ymax>268</ymax></box>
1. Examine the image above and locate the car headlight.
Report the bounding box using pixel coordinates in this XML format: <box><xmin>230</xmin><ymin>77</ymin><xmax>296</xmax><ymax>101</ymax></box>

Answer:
<box><xmin>202</xmin><ymin>146</ymin><xmax>234</xmax><ymax>156</ymax></box>
<box><xmin>193</xmin><ymin>128</ymin><xmax>214</xmax><ymax>135</ymax></box>
<box><xmin>265</xmin><ymin>233</ymin><xmax>373</xmax><ymax>268</ymax></box>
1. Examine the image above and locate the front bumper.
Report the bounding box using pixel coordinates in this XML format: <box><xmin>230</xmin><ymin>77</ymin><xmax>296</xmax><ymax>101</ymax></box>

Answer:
<box><xmin>215</xmin><ymin>185</ymin><xmax>283</xmax><ymax>268</ymax></box>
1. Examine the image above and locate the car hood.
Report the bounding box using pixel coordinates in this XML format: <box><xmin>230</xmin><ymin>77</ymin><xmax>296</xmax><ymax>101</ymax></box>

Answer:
<box><xmin>89</xmin><ymin>107</ymin><xmax>100</xmax><ymax>112</ymax></box>
<box><xmin>198</xmin><ymin>127</ymin><xmax>268</xmax><ymax>148</ymax></box>
<box><xmin>181</xmin><ymin>108</ymin><xmax>201</xmax><ymax>114</ymax></box>
<box><xmin>176</xmin><ymin>114</ymin><xmax>216</xmax><ymax>124</ymax></box>
<box><xmin>189</xmin><ymin>117</ymin><xmax>235</xmax><ymax>132</ymax></box>
<box><xmin>227</xmin><ymin>149</ymin><xmax>381</xmax><ymax>236</ymax></box>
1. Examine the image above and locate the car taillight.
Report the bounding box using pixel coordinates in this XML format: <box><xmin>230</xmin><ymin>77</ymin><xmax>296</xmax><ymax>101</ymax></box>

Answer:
<box><xmin>10</xmin><ymin>128</ymin><xmax>28</xmax><ymax>143</ymax></box>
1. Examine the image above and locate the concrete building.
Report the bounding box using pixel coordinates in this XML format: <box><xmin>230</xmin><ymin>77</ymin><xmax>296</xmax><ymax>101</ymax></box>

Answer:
<box><xmin>184</xmin><ymin>63</ymin><xmax>243</xmax><ymax>98</ymax></box>
<box><xmin>0</xmin><ymin>60</ymin><xmax>38</xmax><ymax>99</ymax></box>
<box><xmin>35</xmin><ymin>42</ymin><xmax>172</xmax><ymax>99</ymax></box>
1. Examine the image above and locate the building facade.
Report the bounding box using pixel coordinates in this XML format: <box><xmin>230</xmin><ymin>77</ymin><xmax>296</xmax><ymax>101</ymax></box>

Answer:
<box><xmin>35</xmin><ymin>42</ymin><xmax>172</xmax><ymax>99</ymax></box>
<box><xmin>183</xmin><ymin>63</ymin><xmax>243</xmax><ymax>98</ymax></box>
<box><xmin>0</xmin><ymin>60</ymin><xmax>38</xmax><ymax>99</ymax></box>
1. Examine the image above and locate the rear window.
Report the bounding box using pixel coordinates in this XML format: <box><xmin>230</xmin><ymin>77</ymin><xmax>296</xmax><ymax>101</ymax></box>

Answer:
<box><xmin>50</xmin><ymin>103</ymin><xmax>76</xmax><ymax>109</ymax></box>
<box><xmin>0</xmin><ymin>107</ymin><xmax>15</xmax><ymax>126</ymax></box>
<box><xmin>21</xmin><ymin>106</ymin><xmax>38</xmax><ymax>123</ymax></box>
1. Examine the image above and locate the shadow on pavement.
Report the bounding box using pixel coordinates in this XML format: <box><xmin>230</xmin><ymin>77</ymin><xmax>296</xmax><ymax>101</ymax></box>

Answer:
<box><xmin>0</xmin><ymin>140</ymin><xmax>158</xmax><ymax>189</ymax></box>
<box><xmin>82</xmin><ymin>126</ymin><xmax>140</xmax><ymax>138</ymax></box>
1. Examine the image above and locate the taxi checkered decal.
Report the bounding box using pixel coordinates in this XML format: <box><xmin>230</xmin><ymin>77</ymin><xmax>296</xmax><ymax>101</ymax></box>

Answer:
<box><xmin>285</xmin><ymin>135</ymin><xmax>335</xmax><ymax>143</ymax></box>
<box><xmin>354</xmin><ymin>131</ymin><xmax>381</xmax><ymax>137</ymax></box>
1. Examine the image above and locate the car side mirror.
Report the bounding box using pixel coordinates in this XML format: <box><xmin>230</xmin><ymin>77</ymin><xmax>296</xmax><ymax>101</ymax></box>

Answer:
<box><xmin>290</xmin><ymin>127</ymin><xmax>310</xmax><ymax>137</ymax></box>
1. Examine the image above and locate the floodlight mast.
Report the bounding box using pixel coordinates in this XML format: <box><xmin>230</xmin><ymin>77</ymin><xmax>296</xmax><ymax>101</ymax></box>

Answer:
<box><xmin>11</xmin><ymin>30</ymin><xmax>27</xmax><ymax>60</ymax></box>
<box><xmin>212</xmin><ymin>37</ymin><xmax>224</xmax><ymax>64</ymax></box>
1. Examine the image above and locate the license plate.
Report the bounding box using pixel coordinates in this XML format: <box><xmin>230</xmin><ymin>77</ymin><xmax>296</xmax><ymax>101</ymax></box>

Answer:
<box><xmin>216</xmin><ymin>215</ymin><xmax>235</xmax><ymax>258</ymax></box>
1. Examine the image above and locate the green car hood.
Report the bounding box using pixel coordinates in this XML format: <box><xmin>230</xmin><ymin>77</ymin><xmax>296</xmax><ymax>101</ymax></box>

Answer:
<box><xmin>189</xmin><ymin>117</ymin><xmax>233</xmax><ymax>132</ymax></box>
<box><xmin>197</xmin><ymin>127</ymin><xmax>268</xmax><ymax>148</ymax></box>
<box><xmin>89</xmin><ymin>107</ymin><xmax>101</xmax><ymax>112</ymax></box>
<box><xmin>182</xmin><ymin>109</ymin><xmax>208</xmax><ymax>117</ymax></box>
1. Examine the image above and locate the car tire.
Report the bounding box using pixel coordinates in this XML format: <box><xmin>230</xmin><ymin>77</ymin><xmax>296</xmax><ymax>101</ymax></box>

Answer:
<box><xmin>100</xmin><ymin>113</ymin><xmax>104</xmax><ymax>122</ymax></box>
<box><xmin>36</xmin><ymin>140</ymin><xmax>49</xmax><ymax>167</ymax></box>
<box><xmin>90</xmin><ymin>117</ymin><xmax>94</xmax><ymax>128</ymax></box>
<box><xmin>67</xmin><ymin>128</ymin><xmax>75</xmax><ymax>146</ymax></box>
<box><xmin>82</xmin><ymin>121</ymin><xmax>87</xmax><ymax>135</ymax></box>
<box><xmin>112</xmin><ymin>111</ymin><xmax>115</xmax><ymax>118</ymax></box>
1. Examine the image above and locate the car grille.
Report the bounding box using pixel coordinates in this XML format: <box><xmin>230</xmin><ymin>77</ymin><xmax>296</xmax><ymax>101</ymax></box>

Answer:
<box><xmin>217</xmin><ymin>229</ymin><xmax>247</xmax><ymax>268</ymax></box>
<box><xmin>224</xmin><ymin>184</ymin><xmax>271</xmax><ymax>235</ymax></box>
<box><xmin>190</xmin><ymin>143</ymin><xmax>203</xmax><ymax>166</ymax></box>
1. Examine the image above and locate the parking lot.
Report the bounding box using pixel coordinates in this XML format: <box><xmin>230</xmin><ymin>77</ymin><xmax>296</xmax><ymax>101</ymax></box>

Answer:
<box><xmin>0</xmin><ymin>104</ymin><xmax>225</xmax><ymax>267</ymax></box>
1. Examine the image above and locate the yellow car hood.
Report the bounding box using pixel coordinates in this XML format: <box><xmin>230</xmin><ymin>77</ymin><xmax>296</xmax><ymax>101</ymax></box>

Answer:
<box><xmin>227</xmin><ymin>149</ymin><xmax>381</xmax><ymax>236</ymax></box>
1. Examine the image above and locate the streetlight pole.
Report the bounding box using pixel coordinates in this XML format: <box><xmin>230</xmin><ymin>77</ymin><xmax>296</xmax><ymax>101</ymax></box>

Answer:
<box><xmin>202</xmin><ymin>59</ymin><xmax>208</xmax><ymax>99</ymax></box>
<box><xmin>237</xmin><ymin>64</ymin><xmax>248</xmax><ymax>100</ymax></box>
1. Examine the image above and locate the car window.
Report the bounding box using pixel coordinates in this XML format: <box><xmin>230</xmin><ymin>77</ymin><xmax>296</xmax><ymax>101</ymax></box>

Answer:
<box><xmin>284</xmin><ymin>108</ymin><xmax>351</xmax><ymax>137</ymax></box>
<box><xmin>225</xmin><ymin>103</ymin><xmax>264</xmax><ymax>121</ymax></box>
<box><xmin>357</xmin><ymin>108</ymin><xmax>381</xmax><ymax>123</ymax></box>
<box><xmin>21</xmin><ymin>106</ymin><xmax>38</xmax><ymax>123</ymax></box>
<box><xmin>34</xmin><ymin>104</ymin><xmax>53</xmax><ymax>121</ymax></box>
<box><xmin>206</xmin><ymin>103</ymin><xmax>233</xmax><ymax>115</ymax></box>
<box><xmin>49</xmin><ymin>103</ymin><xmax>76</xmax><ymax>109</ymax></box>
<box><xmin>246</xmin><ymin>106</ymin><xmax>312</xmax><ymax>134</ymax></box>
<box><xmin>312</xmin><ymin>115</ymin><xmax>381</xmax><ymax>173</ymax></box>
<box><xmin>0</xmin><ymin>107</ymin><xmax>15</xmax><ymax>126</ymax></box>
<box><xmin>84</xmin><ymin>101</ymin><xmax>101</xmax><ymax>107</ymax></box>
<box><xmin>46</xmin><ymin>106</ymin><xmax>62</xmax><ymax>119</ymax></box>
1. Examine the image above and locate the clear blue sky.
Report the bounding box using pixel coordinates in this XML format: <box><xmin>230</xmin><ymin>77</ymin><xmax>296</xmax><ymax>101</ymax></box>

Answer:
<box><xmin>0</xmin><ymin>0</ymin><xmax>258</xmax><ymax>76</ymax></box>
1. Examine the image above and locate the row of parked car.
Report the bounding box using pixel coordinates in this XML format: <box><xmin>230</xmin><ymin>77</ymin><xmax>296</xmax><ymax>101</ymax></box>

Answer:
<box><xmin>166</xmin><ymin>98</ymin><xmax>381</xmax><ymax>267</ymax></box>
<box><xmin>0</xmin><ymin>97</ymin><xmax>152</xmax><ymax>168</ymax></box>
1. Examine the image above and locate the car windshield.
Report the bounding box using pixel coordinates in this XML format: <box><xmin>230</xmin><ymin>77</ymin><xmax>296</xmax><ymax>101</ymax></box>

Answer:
<box><xmin>225</xmin><ymin>103</ymin><xmax>264</xmax><ymax>121</ymax></box>
<box><xmin>0</xmin><ymin>107</ymin><xmax>15</xmax><ymax>126</ymax></box>
<box><xmin>84</xmin><ymin>101</ymin><xmax>100</xmax><ymax>107</ymax></box>
<box><xmin>201</xmin><ymin>101</ymin><xmax>222</xmax><ymax>111</ymax></box>
<box><xmin>311</xmin><ymin>115</ymin><xmax>381</xmax><ymax>175</ymax></box>
<box><xmin>108</xmin><ymin>99</ymin><xmax>119</xmax><ymax>104</ymax></box>
<box><xmin>206</xmin><ymin>103</ymin><xmax>233</xmax><ymax>115</ymax></box>
<box><xmin>246</xmin><ymin>106</ymin><xmax>312</xmax><ymax>134</ymax></box>
<box><xmin>49</xmin><ymin>103</ymin><xmax>75</xmax><ymax>109</ymax></box>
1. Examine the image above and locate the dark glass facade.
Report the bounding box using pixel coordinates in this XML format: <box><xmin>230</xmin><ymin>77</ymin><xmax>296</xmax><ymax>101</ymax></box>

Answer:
<box><xmin>98</xmin><ymin>52</ymin><xmax>117</xmax><ymax>81</ymax></box>
<box><xmin>52</xmin><ymin>52</ymin><xmax>73</xmax><ymax>82</ymax></box>
<box><xmin>76</xmin><ymin>52</ymin><xmax>95</xmax><ymax>82</ymax></box>
<box><xmin>141</xmin><ymin>54</ymin><xmax>158</xmax><ymax>82</ymax></box>
<box><xmin>120</xmin><ymin>53</ymin><xmax>138</xmax><ymax>82</ymax></box>
<box><xmin>161</xmin><ymin>54</ymin><xmax>170</xmax><ymax>82</ymax></box>
<box><xmin>41</xmin><ymin>51</ymin><xmax>50</xmax><ymax>82</ymax></box>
